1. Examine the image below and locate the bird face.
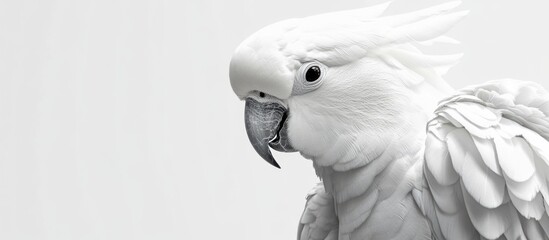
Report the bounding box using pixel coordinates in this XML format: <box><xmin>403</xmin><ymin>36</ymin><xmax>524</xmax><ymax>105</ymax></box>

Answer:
<box><xmin>230</xmin><ymin>29</ymin><xmax>409</xmax><ymax>168</ymax></box>
<box><xmin>230</xmin><ymin>2</ymin><xmax>465</xmax><ymax>168</ymax></box>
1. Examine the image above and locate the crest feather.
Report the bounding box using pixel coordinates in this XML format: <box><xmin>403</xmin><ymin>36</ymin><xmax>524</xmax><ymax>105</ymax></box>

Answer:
<box><xmin>292</xmin><ymin>1</ymin><xmax>467</xmax><ymax>92</ymax></box>
<box><xmin>378</xmin><ymin>1</ymin><xmax>462</xmax><ymax>27</ymax></box>
<box><xmin>386</xmin><ymin>10</ymin><xmax>469</xmax><ymax>44</ymax></box>
<box><xmin>285</xmin><ymin>1</ymin><xmax>467</xmax><ymax>66</ymax></box>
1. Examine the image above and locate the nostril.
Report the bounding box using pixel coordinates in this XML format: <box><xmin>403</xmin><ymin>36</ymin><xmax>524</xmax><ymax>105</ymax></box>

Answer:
<box><xmin>259</xmin><ymin>92</ymin><xmax>265</xmax><ymax>98</ymax></box>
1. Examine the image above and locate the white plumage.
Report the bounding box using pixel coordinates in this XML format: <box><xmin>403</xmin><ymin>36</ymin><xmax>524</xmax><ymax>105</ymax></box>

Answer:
<box><xmin>424</xmin><ymin>80</ymin><xmax>549</xmax><ymax>239</ymax></box>
<box><xmin>229</xmin><ymin>2</ymin><xmax>549</xmax><ymax>239</ymax></box>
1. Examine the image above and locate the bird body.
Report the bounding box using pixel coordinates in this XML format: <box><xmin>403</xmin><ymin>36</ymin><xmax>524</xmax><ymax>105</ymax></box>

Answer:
<box><xmin>229</xmin><ymin>2</ymin><xmax>549</xmax><ymax>239</ymax></box>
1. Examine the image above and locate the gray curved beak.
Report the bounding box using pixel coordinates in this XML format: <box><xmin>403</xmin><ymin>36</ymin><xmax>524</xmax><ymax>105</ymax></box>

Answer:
<box><xmin>244</xmin><ymin>97</ymin><xmax>295</xmax><ymax>168</ymax></box>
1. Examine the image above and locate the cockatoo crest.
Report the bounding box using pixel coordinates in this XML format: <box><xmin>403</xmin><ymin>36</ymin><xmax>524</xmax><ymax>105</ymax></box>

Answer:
<box><xmin>230</xmin><ymin>1</ymin><xmax>467</xmax><ymax>99</ymax></box>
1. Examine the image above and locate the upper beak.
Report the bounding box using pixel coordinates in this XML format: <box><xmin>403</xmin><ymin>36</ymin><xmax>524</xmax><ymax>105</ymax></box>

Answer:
<box><xmin>244</xmin><ymin>96</ymin><xmax>295</xmax><ymax>168</ymax></box>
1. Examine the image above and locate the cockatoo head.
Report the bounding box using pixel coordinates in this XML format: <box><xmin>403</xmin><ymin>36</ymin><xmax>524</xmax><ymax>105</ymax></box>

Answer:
<box><xmin>230</xmin><ymin>2</ymin><xmax>466</xmax><ymax>169</ymax></box>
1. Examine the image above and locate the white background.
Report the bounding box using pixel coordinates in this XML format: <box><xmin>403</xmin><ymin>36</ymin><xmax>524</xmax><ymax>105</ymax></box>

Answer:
<box><xmin>1</xmin><ymin>0</ymin><xmax>548</xmax><ymax>239</ymax></box>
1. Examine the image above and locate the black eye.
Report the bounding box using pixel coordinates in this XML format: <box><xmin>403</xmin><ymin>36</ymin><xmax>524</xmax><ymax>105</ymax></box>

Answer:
<box><xmin>305</xmin><ymin>66</ymin><xmax>321</xmax><ymax>82</ymax></box>
<box><xmin>259</xmin><ymin>92</ymin><xmax>265</xmax><ymax>98</ymax></box>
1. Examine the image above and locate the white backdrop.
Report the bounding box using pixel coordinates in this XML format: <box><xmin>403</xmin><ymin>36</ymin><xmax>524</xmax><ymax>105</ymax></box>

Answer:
<box><xmin>1</xmin><ymin>0</ymin><xmax>548</xmax><ymax>239</ymax></box>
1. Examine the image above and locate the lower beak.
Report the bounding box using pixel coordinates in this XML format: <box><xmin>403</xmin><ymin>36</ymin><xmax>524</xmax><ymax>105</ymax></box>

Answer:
<box><xmin>244</xmin><ymin>97</ymin><xmax>295</xmax><ymax>168</ymax></box>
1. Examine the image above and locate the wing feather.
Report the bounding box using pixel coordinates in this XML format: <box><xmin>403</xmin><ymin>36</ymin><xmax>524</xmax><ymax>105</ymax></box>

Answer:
<box><xmin>424</xmin><ymin>79</ymin><xmax>549</xmax><ymax>239</ymax></box>
<box><xmin>510</xmin><ymin>192</ymin><xmax>545</xmax><ymax>220</ymax></box>
<box><xmin>298</xmin><ymin>183</ymin><xmax>338</xmax><ymax>240</ymax></box>
<box><xmin>519</xmin><ymin>216</ymin><xmax>549</xmax><ymax>240</ymax></box>
<box><xmin>462</xmin><ymin>185</ymin><xmax>511</xmax><ymax>239</ymax></box>
<box><xmin>425</xmin><ymin>168</ymin><xmax>461</xmax><ymax>214</ymax></box>
<box><xmin>471</xmin><ymin>136</ymin><xmax>501</xmax><ymax>175</ymax></box>
<box><xmin>541</xmin><ymin>215</ymin><xmax>549</xmax><ymax>237</ymax></box>
<box><xmin>430</xmin><ymin>183</ymin><xmax>478</xmax><ymax>240</ymax></box>
<box><xmin>495</xmin><ymin>137</ymin><xmax>536</xmax><ymax>183</ymax></box>
<box><xmin>425</xmin><ymin>132</ymin><xmax>459</xmax><ymax>186</ymax></box>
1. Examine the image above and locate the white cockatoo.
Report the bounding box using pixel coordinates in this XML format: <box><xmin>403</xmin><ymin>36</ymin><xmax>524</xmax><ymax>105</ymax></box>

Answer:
<box><xmin>229</xmin><ymin>2</ymin><xmax>549</xmax><ymax>239</ymax></box>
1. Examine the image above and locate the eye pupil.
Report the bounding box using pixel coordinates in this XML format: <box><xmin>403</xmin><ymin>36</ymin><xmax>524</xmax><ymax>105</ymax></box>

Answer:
<box><xmin>305</xmin><ymin>66</ymin><xmax>321</xmax><ymax>82</ymax></box>
<box><xmin>259</xmin><ymin>92</ymin><xmax>265</xmax><ymax>98</ymax></box>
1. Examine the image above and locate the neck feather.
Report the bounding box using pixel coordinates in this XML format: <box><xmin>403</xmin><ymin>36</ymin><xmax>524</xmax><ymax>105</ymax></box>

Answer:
<box><xmin>311</xmin><ymin>88</ymin><xmax>438</xmax><ymax>237</ymax></box>
<box><xmin>314</xmin><ymin>125</ymin><xmax>429</xmax><ymax>237</ymax></box>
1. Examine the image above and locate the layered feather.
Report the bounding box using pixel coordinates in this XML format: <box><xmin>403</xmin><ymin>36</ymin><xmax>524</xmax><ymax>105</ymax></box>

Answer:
<box><xmin>298</xmin><ymin>183</ymin><xmax>338</xmax><ymax>240</ymax></box>
<box><xmin>424</xmin><ymin>79</ymin><xmax>549</xmax><ymax>239</ymax></box>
